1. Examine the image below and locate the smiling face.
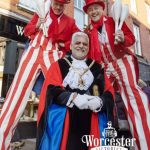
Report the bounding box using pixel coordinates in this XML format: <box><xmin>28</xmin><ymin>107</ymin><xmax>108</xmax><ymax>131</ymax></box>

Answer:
<box><xmin>87</xmin><ymin>4</ymin><xmax>104</xmax><ymax>22</ymax></box>
<box><xmin>71</xmin><ymin>34</ymin><xmax>89</xmax><ymax>60</ymax></box>
<box><xmin>51</xmin><ymin>0</ymin><xmax>65</xmax><ymax>15</ymax></box>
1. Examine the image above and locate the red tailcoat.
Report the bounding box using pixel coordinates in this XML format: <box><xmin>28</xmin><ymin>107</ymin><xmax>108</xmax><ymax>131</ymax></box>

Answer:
<box><xmin>88</xmin><ymin>16</ymin><xmax>139</xmax><ymax>81</ymax></box>
<box><xmin>102</xmin><ymin>17</ymin><xmax>139</xmax><ymax>81</ymax></box>
<box><xmin>24</xmin><ymin>13</ymin><xmax>79</xmax><ymax>54</ymax></box>
<box><xmin>88</xmin><ymin>16</ymin><xmax>150</xmax><ymax>150</ymax></box>
<box><xmin>103</xmin><ymin>17</ymin><xmax>135</xmax><ymax>58</ymax></box>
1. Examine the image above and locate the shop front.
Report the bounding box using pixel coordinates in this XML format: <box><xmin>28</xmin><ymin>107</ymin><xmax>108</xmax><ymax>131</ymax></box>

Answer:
<box><xmin>0</xmin><ymin>14</ymin><xmax>38</xmax><ymax>141</ymax></box>
<box><xmin>0</xmin><ymin>14</ymin><xmax>28</xmax><ymax>97</ymax></box>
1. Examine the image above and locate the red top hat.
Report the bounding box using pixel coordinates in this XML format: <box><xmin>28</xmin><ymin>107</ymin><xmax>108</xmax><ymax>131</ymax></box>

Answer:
<box><xmin>55</xmin><ymin>0</ymin><xmax>71</xmax><ymax>4</ymax></box>
<box><xmin>83</xmin><ymin>0</ymin><xmax>105</xmax><ymax>13</ymax></box>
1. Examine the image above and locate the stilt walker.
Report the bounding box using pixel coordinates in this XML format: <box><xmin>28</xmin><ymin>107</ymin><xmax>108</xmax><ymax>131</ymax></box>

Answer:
<box><xmin>83</xmin><ymin>0</ymin><xmax>150</xmax><ymax>149</ymax></box>
<box><xmin>0</xmin><ymin>0</ymin><xmax>79</xmax><ymax>149</ymax></box>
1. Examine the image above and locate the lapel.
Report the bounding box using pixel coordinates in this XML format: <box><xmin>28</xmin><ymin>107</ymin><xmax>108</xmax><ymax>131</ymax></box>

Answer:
<box><xmin>104</xmin><ymin>17</ymin><xmax>115</xmax><ymax>50</ymax></box>
<box><xmin>58</xmin><ymin>14</ymin><xmax>68</xmax><ymax>34</ymax></box>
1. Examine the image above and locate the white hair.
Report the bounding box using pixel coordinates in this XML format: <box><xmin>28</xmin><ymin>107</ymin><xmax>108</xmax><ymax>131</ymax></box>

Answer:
<box><xmin>71</xmin><ymin>32</ymin><xmax>89</xmax><ymax>44</ymax></box>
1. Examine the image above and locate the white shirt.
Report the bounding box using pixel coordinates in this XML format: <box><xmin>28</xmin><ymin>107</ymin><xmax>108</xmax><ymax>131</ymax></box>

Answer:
<box><xmin>63</xmin><ymin>56</ymin><xmax>94</xmax><ymax>90</ymax></box>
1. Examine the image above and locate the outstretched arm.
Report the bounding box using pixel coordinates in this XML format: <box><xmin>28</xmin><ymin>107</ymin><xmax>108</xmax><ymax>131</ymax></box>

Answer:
<box><xmin>24</xmin><ymin>13</ymin><xmax>39</xmax><ymax>38</ymax></box>
<box><xmin>117</xmin><ymin>22</ymin><xmax>135</xmax><ymax>47</ymax></box>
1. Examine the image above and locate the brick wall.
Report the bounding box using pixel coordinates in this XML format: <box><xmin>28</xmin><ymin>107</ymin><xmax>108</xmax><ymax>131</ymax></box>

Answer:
<box><xmin>0</xmin><ymin>0</ymin><xmax>74</xmax><ymax>20</ymax></box>
<box><xmin>140</xmin><ymin>24</ymin><xmax>150</xmax><ymax>61</ymax></box>
<box><xmin>64</xmin><ymin>0</ymin><xmax>74</xmax><ymax>17</ymax></box>
<box><xmin>0</xmin><ymin>0</ymin><xmax>32</xmax><ymax>19</ymax></box>
<box><xmin>127</xmin><ymin>18</ymin><xmax>150</xmax><ymax>61</ymax></box>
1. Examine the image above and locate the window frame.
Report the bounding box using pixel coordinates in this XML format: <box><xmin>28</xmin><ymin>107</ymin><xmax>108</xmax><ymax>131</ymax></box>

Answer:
<box><xmin>130</xmin><ymin>0</ymin><xmax>137</xmax><ymax>14</ymax></box>
<box><xmin>74</xmin><ymin>0</ymin><xmax>88</xmax><ymax>30</ymax></box>
<box><xmin>133</xmin><ymin>24</ymin><xmax>142</xmax><ymax>56</ymax></box>
<box><xmin>17</xmin><ymin>0</ymin><xmax>36</xmax><ymax>13</ymax></box>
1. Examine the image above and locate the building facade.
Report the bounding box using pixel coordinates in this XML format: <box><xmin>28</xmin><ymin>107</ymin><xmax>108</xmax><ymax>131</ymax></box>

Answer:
<box><xmin>128</xmin><ymin>0</ymin><xmax>150</xmax><ymax>84</ymax></box>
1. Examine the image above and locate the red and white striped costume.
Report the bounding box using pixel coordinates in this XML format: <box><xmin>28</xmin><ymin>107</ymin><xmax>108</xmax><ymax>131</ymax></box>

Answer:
<box><xmin>0</xmin><ymin>11</ymin><xmax>79</xmax><ymax>150</ymax></box>
<box><xmin>89</xmin><ymin>16</ymin><xmax>150</xmax><ymax>150</ymax></box>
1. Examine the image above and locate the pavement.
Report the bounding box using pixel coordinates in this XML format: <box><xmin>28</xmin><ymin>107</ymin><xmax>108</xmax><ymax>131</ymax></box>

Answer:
<box><xmin>11</xmin><ymin>139</ymin><xmax>36</xmax><ymax>150</ymax></box>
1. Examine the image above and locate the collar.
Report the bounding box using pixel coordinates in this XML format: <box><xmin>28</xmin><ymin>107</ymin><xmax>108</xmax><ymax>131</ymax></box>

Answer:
<box><xmin>103</xmin><ymin>16</ymin><xmax>107</xmax><ymax>22</ymax></box>
<box><xmin>90</xmin><ymin>16</ymin><xmax>107</xmax><ymax>30</ymax></box>
<box><xmin>71</xmin><ymin>55</ymin><xmax>87</xmax><ymax>62</ymax></box>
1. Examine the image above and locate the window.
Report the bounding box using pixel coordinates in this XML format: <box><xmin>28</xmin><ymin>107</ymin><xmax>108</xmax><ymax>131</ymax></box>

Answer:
<box><xmin>133</xmin><ymin>24</ymin><xmax>142</xmax><ymax>56</ymax></box>
<box><xmin>145</xmin><ymin>3</ymin><xmax>150</xmax><ymax>24</ymax></box>
<box><xmin>74</xmin><ymin>0</ymin><xmax>88</xmax><ymax>30</ymax></box>
<box><xmin>18</xmin><ymin>0</ymin><xmax>36</xmax><ymax>13</ymax></box>
<box><xmin>130</xmin><ymin>0</ymin><xmax>137</xmax><ymax>14</ymax></box>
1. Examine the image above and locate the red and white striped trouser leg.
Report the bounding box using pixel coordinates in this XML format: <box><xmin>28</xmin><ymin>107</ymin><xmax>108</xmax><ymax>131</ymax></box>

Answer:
<box><xmin>0</xmin><ymin>46</ymin><xmax>42</xmax><ymax>150</ymax></box>
<box><xmin>39</xmin><ymin>49</ymin><xmax>62</xmax><ymax>77</ymax></box>
<box><xmin>0</xmin><ymin>46</ymin><xmax>62</xmax><ymax>150</ymax></box>
<box><xmin>106</xmin><ymin>55</ymin><xmax>150</xmax><ymax>150</ymax></box>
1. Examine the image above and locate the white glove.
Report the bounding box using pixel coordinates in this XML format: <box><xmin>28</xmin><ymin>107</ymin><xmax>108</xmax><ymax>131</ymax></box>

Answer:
<box><xmin>73</xmin><ymin>94</ymin><xmax>89</xmax><ymax>110</ymax></box>
<box><xmin>88</xmin><ymin>96</ymin><xmax>103</xmax><ymax>112</ymax></box>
